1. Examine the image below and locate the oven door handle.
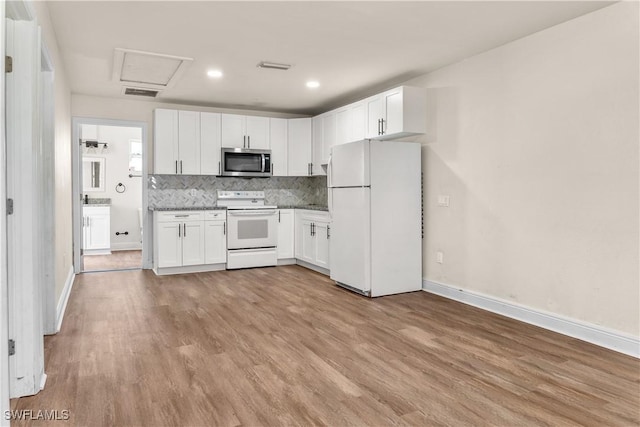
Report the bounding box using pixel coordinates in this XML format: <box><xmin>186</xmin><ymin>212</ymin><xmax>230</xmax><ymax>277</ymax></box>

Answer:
<box><xmin>228</xmin><ymin>210</ymin><xmax>277</xmax><ymax>216</ymax></box>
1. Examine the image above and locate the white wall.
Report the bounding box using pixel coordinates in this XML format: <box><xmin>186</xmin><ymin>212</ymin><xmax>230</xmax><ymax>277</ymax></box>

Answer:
<box><xmin>83</xmin><ymin>125</ymin><xmax>143</xmax><ymax>250</ymax></box>
<box><xmin>406</xmin><ymin>2</ymin><xmax>639</xmax><ymax>337</ymax></box>
<box><xmin>32</xmin><ymin>1</ymin><xmax>72</xmax><ymax>316</ymax></box>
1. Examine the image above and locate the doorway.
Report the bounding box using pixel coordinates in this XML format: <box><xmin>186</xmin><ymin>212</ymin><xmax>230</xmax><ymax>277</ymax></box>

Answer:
<box><xmin>72</xmin><ymin>119</ymin><xmax>148</xmax><ymax>273</ymax></box>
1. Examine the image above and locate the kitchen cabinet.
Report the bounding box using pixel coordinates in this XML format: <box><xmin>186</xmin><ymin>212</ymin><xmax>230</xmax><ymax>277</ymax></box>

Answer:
<box><xmin>82</xmin><ymin>206</ymin><xmax>111</xmax><ymax>253</ymax></box>
<box><xmin>204</xmin><ymin>211</ymin><xmax>226</xmax><ymax>264</ymax></box>
<box><xmin>154</xmin><ymin>211</ymin><xmax>205</xmax><ymax>268</ymax></box>
<box><xmin>287</xmin><ymin>118</ymin><xmax>312</xmax><ymax>176</ymax></box>
<box><xmin>270</xmin><ymin>118</ymin><xmax>287</xmax><ymax>177</ymax></box>
<box><xmin>277</xmin><ymin>209</ymin><xmax>294</xmax><ymax>259</ymax></box>
<box><xmin>154</xmin><ymin>109</ymin><xmax>201</xmax><ymax>175</ymax></box>
<box><xmin>200</xmin><ymin>112</ymin><xmax>222</xmax><ymax>175</ymax></box>
<box><xmin>295</xmin><ymin>210</ymin><xmax>330</xmax><ymax>271</ymax></box>
<box><xmin>221</xmin><ymin>114</ymin><xmax>270</xmax><ymax>149</ymax></box>
<box><xmin>365</xmin><ymin>86</ymin><xmax>426</xmax><ymax>140</ymax></box>
<box><xmin>312</xmin><ymin>112</ymin><xmax>335</xmax><ymax>175</ymax></box>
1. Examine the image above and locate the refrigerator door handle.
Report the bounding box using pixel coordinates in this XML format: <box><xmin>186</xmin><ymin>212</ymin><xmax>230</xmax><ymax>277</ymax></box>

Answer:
<box><xmin>327</xmin><ymin>154</ymin><xmax>332</xmax><ymax>188</ymax></box>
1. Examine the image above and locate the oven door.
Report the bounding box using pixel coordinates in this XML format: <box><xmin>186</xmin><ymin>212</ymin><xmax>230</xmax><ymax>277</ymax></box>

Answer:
<box><xmin>227</xmin><ymin>209</ymin><xmax>278</xmax><ymax>249</ymax></box>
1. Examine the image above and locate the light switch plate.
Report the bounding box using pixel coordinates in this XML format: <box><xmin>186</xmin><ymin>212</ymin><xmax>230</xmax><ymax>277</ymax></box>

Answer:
<box><xmin>437</xmin><ymin>195</ymin><xmax>450</xmax><ymax>207</ymax></box>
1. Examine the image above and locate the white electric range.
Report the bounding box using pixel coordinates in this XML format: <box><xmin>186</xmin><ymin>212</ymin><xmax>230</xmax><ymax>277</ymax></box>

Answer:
<box><xmin>217</xmin><ymin>191</ymin><xmax>278</xmax><ymax>269</ymax></box>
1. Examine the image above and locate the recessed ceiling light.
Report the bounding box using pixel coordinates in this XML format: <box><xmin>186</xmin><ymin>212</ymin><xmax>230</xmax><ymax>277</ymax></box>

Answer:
<box><xmin>306</xmin><ymin>80</ymin><xmax>320</xmax><ymax>89</ymax></box>
<box><xmin>207</xmin><ymin>69</ymin><xmax>223</xmax><ymax>78</ymax></box>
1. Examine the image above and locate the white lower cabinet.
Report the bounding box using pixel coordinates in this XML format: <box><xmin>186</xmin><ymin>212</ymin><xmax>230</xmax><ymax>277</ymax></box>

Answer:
<box><xmin>277</xmin><ymin>209</ymin><xmax>294</xmax><ymax>259</ymax></box>
<box><xmin>205</xmin><ymin>211</ymin><xmax>227</xmax><ymax>264</ymax></box>
<box><xmin>295</xmin><ymin>210</ymin><xmax>330</xmax><ymax>271</ymax></box>
<box><xmin>154</xmin><ymin>210</ymin><xmax>226</xmax><ymax>274</ymax></box>
<box><xmin>82</xmin><ymin>206</ymin><xmax>111</xmax><ymax>254</ymax></box>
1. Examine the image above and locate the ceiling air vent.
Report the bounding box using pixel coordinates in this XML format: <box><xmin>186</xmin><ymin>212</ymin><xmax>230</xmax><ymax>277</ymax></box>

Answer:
<box><xmin>256</xmin><ymin>61</ymin><xmax>292</xmax><ymax>71</ymax></box>
<box><xmin>123</xmin><ymin>87</ymin><xmax>159</xmax><ymax>97</ymax></box>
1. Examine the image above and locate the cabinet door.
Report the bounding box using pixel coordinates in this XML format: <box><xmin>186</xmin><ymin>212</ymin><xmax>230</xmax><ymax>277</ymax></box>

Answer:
<box><xmin>321</xmin><ymin>112</ymin><xmax>336</xmax><ymax>166</ymax></box>
<box><xmin>154</xmin><ymin>109</ymin><xmax>179</xmax><ymax>174</ymax></box>
<box><xmin>270</xmin><ymin>118</ymin><xmax>287</xmax><ymax>177</ymax></box>
<box><xmin>205</xmin><ymin>221</ymin><xmax>227</xmax><ymax>264</ymax></box>
<box><xmin>182</xmin><ymin>221</ymin><xmax>205</xmax><ymax>266</ymax></box>
<box><xmin>221</xmin><ymin>114</ymin><xmax>245</xmax><ymax>148</ymax></box>
<box><xmin>350</xmin><ymin>102</ymin><xmax>366</xmax><ymax>142</ymax></box>
<box><xmin>383</xmin><ymin>88</ymin><xmax>403</xmax><ymax>137</ymax></box>
<box><xmin>288</xmin><ymin>118</ymin><xmax>312</xmax><ymax>176</ymax></box>
<box><xmin>336</xmin><ymin>108</ymin><xmax>350</xmax><ymax>146</ymax></box>
<box><xmin>156</xmin><ymin>222</ymin><xmax>182</xmax><ymax>268</ymax></box>
<box><xmin>245</xmin><ymin>116</ymin><xmax>270</xmax><ymax>149</ymax></box>
<box><xmin>312</xmin><ymin>115</ymin><xmax>324</xmax><ymax>176</ymax></box>
<box><xmin>277</xmin><ymin>210</ymin><xmax>294</xmax><ymax>259</ymax></box>
<box><xmin>314</xmin><ymin>221</ymin><xmax>330</xmax><ymax>270</ymax></box>
<box><xmin>365</xmin><ymin>95</ymin><xmax>383</xmax><ymax>139</ymax></box>
<box><xmin>200</xmin><ymin>112</ymin><xmax>222</xmax><ymax>176</ymax></box>
<box><xmin>87</xmin><ymin>213</ymin><xmax>111</xmax><ymax>250</ymax></box>
<box><xmin>300</xmin><ymin>220</ymin><xmax>316</xmax><ymax>264</ymax></box>
<box><xmin>178</xmin><ymin>110</ymin><xmax>201</xmax><ymax>174</ymax></box>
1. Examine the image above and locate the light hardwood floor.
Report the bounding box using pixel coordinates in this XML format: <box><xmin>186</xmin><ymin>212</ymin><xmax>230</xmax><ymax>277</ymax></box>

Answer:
<box><xmin>11</xmin><ymin>266</ymin><xmax>640</xmax><ymax>426</ymax></box>
<box><xmin>83</xmin><ymin>250</ymin><xmax>142</xmax><ymax>271</ymax></box>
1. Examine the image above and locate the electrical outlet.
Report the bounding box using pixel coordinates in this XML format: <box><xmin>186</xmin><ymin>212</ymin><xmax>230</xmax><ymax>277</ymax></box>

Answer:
<box><xmin>437</xmin><ymin>195</ymin><xmax>450</xmax><ymax>207</ymax></box>
<box><xmin>190</xmin><ymin>189</ymin><xmax>198</xmax><ymax>197</ymax></box>
<box><xmin>436</xmin><ymin>251</ymin><xmax>444</xmax><ymax>264</ymax></box>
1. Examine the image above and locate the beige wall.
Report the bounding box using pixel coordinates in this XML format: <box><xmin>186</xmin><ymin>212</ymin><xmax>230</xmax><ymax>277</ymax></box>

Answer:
<box><xmin>33</xmin><ymin>2</ymin><xmax>73</xmax><ymax>305</ymax></box>
<box><xmin>71</xmin><ymin>95</ymin><xmax>306</xmax><ymax>173</ymax></box>
<box><xmin>406</xmin><ymin>2</ymin><xmax>639</xmax><ymax>336</ymax></box>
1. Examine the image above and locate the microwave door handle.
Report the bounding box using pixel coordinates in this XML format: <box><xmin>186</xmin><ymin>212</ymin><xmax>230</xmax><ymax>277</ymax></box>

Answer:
<box><xmin>261</xmin><ymin>154</ymin><xmax>266</xmax><ymax>173</ymax></box>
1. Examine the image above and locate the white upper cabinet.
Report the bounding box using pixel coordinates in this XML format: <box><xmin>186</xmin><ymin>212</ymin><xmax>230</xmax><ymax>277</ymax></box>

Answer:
<box><xmin>178</xmin><ymin>110</ymin><xmax>201</xmax><ymax>174</ymax></box>
<box><xmin>365</xmin><ymin>86</ymin><xmax>426</xmax><ymax>140</ymax></box>
<box><xmin>200</xmin><ymin>112</ymin><xmax>222</xmax><ymax>176</ymax></box>
<box><xmin>350</xmin><ymin>102</ymin><xmax>366</xmax><ymax>142</ymax></box>
<box><xmin>311</xmin><ymin>112</ymin><xmax>335</xmax><ymax>175</ymax></box>
<box><xmin>154</xmin><ymin>109</ymin><xmax>201</xmax><ymax>175</ymax></box>
<box><xmin>245</xmin><ymin>116</ymin><xmax>270</xmax><ymax>149</ymax></box>
<box><xmin>288</xmin><ymin>118</ymin><xmax>312</xmax><ymax>176</ymax></box>
<box><xmin>336</xmin><ymin>107</ymin><xmax>351</xmax><ymax>146</ymax></box>
<box><xmin>154</xmin><ymin>109</ymin><xmax>179</xmax><ymax>174</ymax></box>
<box><xmin>270</xmin><ymin>118</ymin><xmax>287</xmax><ymax>177</ymax></box>
<box><xmin>221</xmin><ymin>114</ymin><xmax>270</xmax><ymax>149</ymax></box>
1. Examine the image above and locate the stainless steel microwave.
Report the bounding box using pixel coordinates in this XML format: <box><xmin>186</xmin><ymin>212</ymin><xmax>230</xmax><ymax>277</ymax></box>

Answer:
<box><xmin>221</xmin><ymin>148</ymin><xmax>272</xmax><ymax>177</ymax></box>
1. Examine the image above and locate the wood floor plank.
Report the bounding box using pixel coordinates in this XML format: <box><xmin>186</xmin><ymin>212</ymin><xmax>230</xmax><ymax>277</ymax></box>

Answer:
<box><xmin>10</xmin><ymin>266</ymin><xmax>640</xmax><ymax>426</ymax></box>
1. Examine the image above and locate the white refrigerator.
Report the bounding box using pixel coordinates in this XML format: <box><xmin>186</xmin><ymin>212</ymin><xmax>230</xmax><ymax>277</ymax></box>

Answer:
<box><xmin>328</xmin><ymin>140</ymin><xmax>422</xmax><ymax>297</ymax></box>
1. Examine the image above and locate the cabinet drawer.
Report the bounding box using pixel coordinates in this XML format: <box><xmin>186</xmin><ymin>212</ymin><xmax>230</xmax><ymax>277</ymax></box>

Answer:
<box><xmin>205</xmin><ymin>210</ymin><xmax>226</xmax><ymax>221</ymax></box>
<box><xmin>297</xmin><ymin>209</ymin><xmax>330</xmax><ymax>223</ymax></box>
<box><xmin>83</xmin><ymin>206</ymin><xmax>110</xmax><ymax>215</ymax></box>
<box><xmin>156</xmin><ymin>211</ymin><xmax>204</xmax><ymax>222</ymax></box>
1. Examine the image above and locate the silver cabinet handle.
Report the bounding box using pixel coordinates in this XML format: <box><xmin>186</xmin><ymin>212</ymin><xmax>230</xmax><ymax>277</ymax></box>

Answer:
<box><xmin>327</xmin><ymin>225</ymin><xmax>330</xmax><ymax>239</ymax></box>
<box><xmin>174</xmin><ymin>214</ymin><xmax>189</xmax><ymax>218</ymax></box>
<box><xmin>381</xmin><ymin>118</ymin><xmax>385</xmax><ymax>135</ymax></box>
<box><xmin>377</xmin><ymin>119</ymin><xmax>381</xmax><ymax>135</ymax></box>
<box><xmin>247</xmin><ymin>135</ymin><xmax>251</xmax><ymax>148</ymax></box>
<box><xmin>272</xmin><ymin>163</ymin><xmax>274</xmax><ymax>175</ymax></box>
<box><xmin>183</xmin><ymin>223</ymin><xmax>186</xmax><ymax>237</ymax></box>
<box><xmin>223</xmin><ymin>222</ymin><xmax>226</xmax><ymax>235</ymax></box>
<box><xmin>175</xmin><ymin>160</ymin><xmax>178</xmax><ymax>174</ymax></box>
<box><xmin>218</xmin><ymin>161</ymin><xmax>221</xmax><ymax>175</ymax></box>
<box><xmin>180</xmin><ymin>160</ymin><xmax>183</xmax><ymax>174</ymax></box>
<box><xmin>178</xmin><ymin>223</ymin><xmax>181</xmax><ymax>238</ymax></box>
<box><xmin>243</xmin><ymin>135</ymin><xmax>246</xmax><ymax>148</ymax></box>
<box><xmin>278</xmin><ymin>211</ymin><xmax>281</xmax><ymax>223</ymax></box>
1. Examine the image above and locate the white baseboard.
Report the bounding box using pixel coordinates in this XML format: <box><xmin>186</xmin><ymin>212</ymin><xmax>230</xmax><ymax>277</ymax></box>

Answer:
<box><xmin>55</xmin><ymin>266</ymin><xmax>75</xmax><ymax>333</ymax></box>
<box><xmin>423</xmin><ymin>280</ymin><xmax>639</xmax><ymax>358</ymax></box>
<box><xmin>295</xmin><ymin>260</ymin><xmax>330</xmax><ymax>276</ymax></box>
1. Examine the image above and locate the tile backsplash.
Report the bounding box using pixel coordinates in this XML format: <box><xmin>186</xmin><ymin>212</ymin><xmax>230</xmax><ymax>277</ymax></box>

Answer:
<box><xmin>148</xmin><ymin>175</ymin><xmax>328</xmax><ymax>208</ymax></box>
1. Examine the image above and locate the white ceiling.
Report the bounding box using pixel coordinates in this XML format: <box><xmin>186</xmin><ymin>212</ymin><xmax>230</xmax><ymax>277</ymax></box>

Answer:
<box><xmin>47</xmin><ymin>1</ymin><xmax>613</xmax><ymax>115</ymax></box>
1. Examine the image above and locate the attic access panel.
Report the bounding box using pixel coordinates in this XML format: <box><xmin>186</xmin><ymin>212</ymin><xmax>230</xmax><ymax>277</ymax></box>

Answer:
<box><xmin>112</xmin><ymin>48</ymin><xmax>193</xmax><ymax>89</ymax></box>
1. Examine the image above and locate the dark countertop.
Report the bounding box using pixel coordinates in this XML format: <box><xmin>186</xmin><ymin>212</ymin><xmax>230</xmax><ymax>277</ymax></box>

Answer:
<box><xmin>150</xmin><ymin>205</ymin><xmax>329</xmax><ymax>212</ymax></box>
<box><xmin>149</xmin><ymin>206</ymin><xmax>225</xmax><ymax>211</ymax></box>
<box><xmin>83</xmin><ymin>198</ymin><xmax>111</xmax><ymax>207</ymax></box>
<box><xmin>279</xmin><ymin>205</ymin><xmax>329</xmax><ymax>212</ymax></box>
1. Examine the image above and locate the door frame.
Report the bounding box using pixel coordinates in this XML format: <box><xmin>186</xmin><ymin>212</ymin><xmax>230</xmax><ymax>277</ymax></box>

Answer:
<box><xmin>72</xmin><ymin>117</ymin><xmax>150</xmax><ymax>273</ymax></box>
<box><xmin>1</xmin><ymin>0</ymin><xmax>9</xmax><ymax>422</ymax></box>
